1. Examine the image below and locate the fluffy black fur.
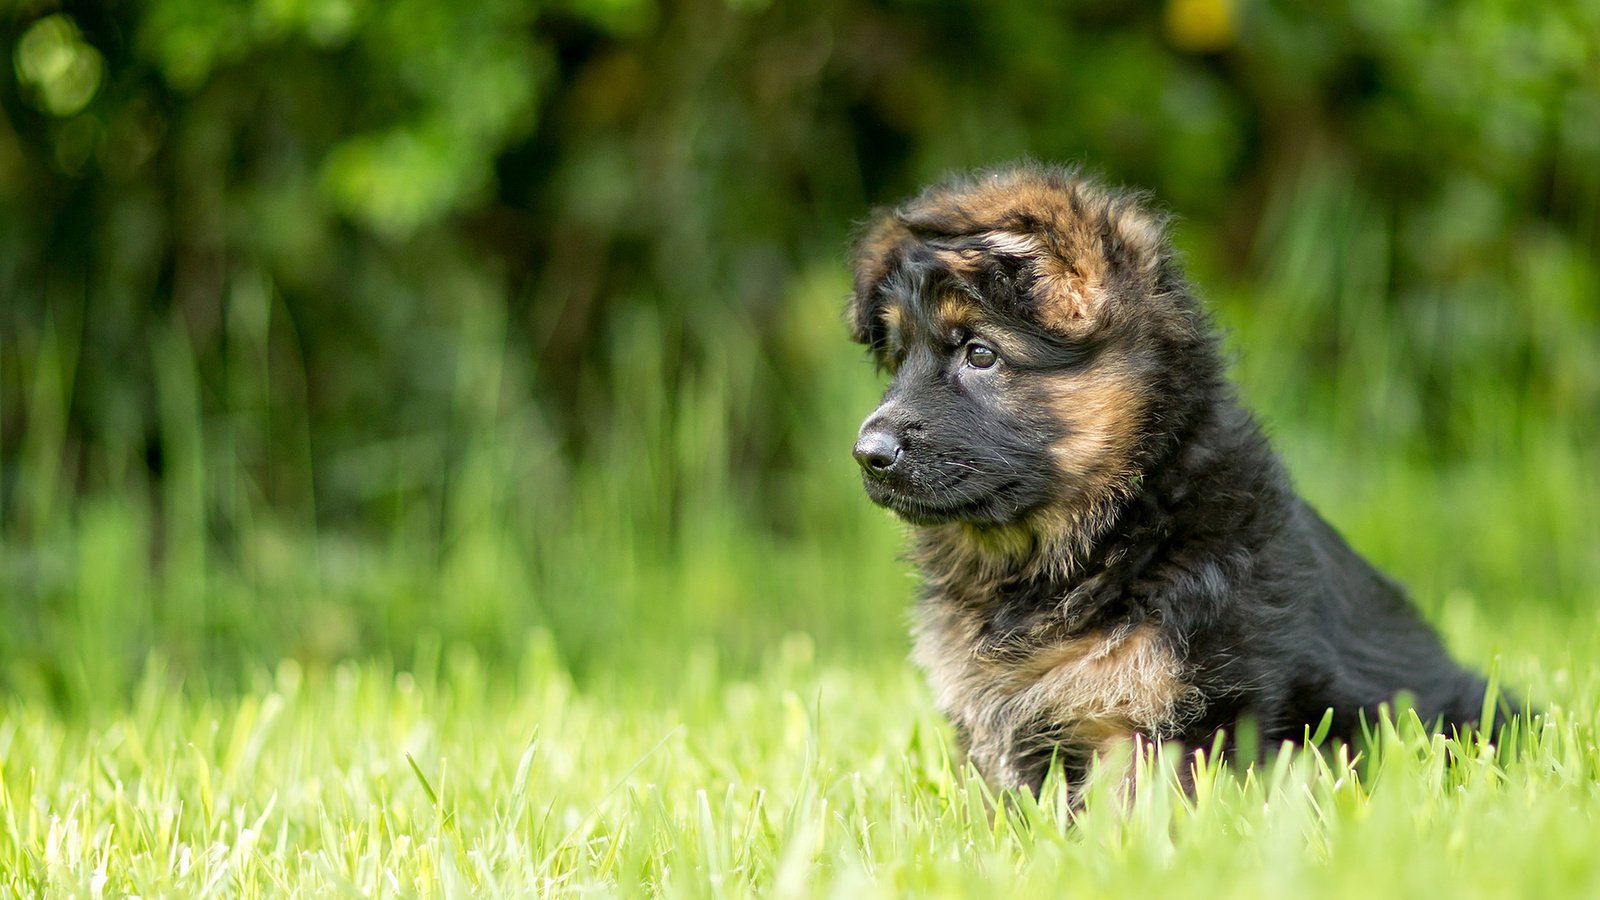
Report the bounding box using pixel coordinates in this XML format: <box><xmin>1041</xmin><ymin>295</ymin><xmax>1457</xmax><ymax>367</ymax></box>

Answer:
<box><xmin>848</xmin><ymin>163</ymin><xmax>1513</xmax><ymax>791</ymax></box>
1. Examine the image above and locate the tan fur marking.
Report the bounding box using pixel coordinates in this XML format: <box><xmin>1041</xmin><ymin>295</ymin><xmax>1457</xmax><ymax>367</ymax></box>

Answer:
<box><xmin>934</xmin><ymin>295</ymin><xmax>978</xmax><ymax>332</ymax></box>
<box><xmin>913</xmin><ymin>611</ymin><xmax>1200</xmax><ymax>788</ymax></box>
<box><xmin>881</xmin><ymin>302</ymin><xmax>904</xmax><ymax>338</ymax></box>
<box><xmin>1031</xmin><ymin>231</ymin><xmax>1107</xmax><ymax>335</ymax></box>
<box><xmin>1033</xmin><ymin>258</ymin><xmax>1101</xmax><ymax>334</ymax></box>
<box><xmin>979</xmin><ymin>230</ymin><xmax>1042</xmax><ymax>258</ymax></box>
<box><xmin>1045</xmin><ymin>365</ymin><xmax>1146</xmax><ymax>491</ymax></box>
<box><xmin>1002</xmin><ymin>626</ymin><xmax>1188</xmax><ymax>730</ymax></box>
<box><xmin>929</xmin><ymin>247</ymin><xmax>985</xmax><ymax>280</ymax></box>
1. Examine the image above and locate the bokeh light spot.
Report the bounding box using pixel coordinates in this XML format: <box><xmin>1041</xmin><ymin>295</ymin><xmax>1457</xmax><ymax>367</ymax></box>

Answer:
<box><xmin>15</xmin><ymin>14</ymin><xmax>106</xmax><ymax>117</ymax></box>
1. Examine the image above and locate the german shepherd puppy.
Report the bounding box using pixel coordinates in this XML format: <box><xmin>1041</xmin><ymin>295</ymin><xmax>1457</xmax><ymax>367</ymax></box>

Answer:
<box><xmin>848</xmin><ymin>163</ymin><xmax>1507</xmax><ymax>792</ymax></box>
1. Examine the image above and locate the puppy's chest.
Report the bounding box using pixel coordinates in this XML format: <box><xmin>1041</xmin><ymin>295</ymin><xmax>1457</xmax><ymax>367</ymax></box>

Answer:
<box><xmin>912</xmin><ymin>596</ymin><xmax>1196</xmax><ymax>751</ymax></box>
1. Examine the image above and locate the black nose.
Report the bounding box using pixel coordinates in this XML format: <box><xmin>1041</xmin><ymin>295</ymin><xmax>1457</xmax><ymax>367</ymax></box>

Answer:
<box><xmin>853</xmin><ymin>428</ymin><xmax>903</xmax><ymax>477</ymax></box>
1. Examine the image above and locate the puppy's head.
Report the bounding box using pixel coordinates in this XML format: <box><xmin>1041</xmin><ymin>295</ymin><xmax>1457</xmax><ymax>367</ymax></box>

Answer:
<box><xmin>847</xmin><ymin>164</ymin><xmax>1215</xmax><ymax>537</ymax></box>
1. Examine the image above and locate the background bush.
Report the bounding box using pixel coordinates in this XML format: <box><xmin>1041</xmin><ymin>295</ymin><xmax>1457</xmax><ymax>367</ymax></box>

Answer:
<box><xmin>2</xmin><ymin>0</ymin><xmax>1595</xmax><ymax>701</ymax></box>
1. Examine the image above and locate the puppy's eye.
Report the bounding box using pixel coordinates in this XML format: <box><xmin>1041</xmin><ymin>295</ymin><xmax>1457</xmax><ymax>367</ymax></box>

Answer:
<box><xmin>965</xmin><ymin>342</ymin><xmax>998</xmax><ymax>369</ymax></box>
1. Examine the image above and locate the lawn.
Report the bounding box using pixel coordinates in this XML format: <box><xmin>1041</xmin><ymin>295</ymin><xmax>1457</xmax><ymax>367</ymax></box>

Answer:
<box><xmin>1</xmin><ymin>611</ymin><xmax>1596</xmax><ymax>895</ymax></box>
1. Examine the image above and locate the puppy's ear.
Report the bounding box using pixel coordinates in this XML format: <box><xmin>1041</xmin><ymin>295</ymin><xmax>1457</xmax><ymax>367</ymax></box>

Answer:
<box><xmin>899</xmin><ymin>168</ymin><xmax>1172</xmax><ymax>337</ymax></box>
<box><xmin>847</xmin><ymin>212</ymin><xmax>913</xmax><ymax>345</ymax></box>
<box><xmin>1005</xmin><ymin>191</ymin><xmax>1171</xmax><ymax>336</ymax></box>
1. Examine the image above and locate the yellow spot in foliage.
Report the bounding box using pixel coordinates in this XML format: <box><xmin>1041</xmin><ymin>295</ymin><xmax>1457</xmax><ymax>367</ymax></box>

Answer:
<box><xmin>1165</xmin><ymin>0</ymin><xmax>1236</xmax><ymax>53</ymax></box>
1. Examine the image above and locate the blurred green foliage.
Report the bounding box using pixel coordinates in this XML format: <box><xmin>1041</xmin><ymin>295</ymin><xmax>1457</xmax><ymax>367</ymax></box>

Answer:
<box><xmin>1</xmin><ymin>0</ymin><xmax>1596</xmax><ymax>700</ymax></box>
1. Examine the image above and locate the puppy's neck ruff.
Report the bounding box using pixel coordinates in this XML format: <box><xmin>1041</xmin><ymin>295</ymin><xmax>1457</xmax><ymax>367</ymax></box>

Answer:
<box><xmin>912</xmin><ymin>485</ymin><xmax>1129</xmax><ymax>593</ymax></box>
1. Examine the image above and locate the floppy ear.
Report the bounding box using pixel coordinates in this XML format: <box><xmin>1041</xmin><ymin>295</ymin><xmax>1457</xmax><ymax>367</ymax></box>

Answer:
<box><xmin>846</xmin><ymin>212</ymin><xmax>913</xmax><ymax>345</ymax></box>
<box><xmin>1012</xmin><ymin>193</ymin><xmax>1171</xmax><ymax>336</ymax></box>
<box><xmin>1017</xmin><ymin>192</ymin><xmax>1171</xmax><ymax>333</ymax></box>
<box><xmin>897</xmin><ymin>169</ymin><xmax>1173</xmax><ymax>338</ymax></box>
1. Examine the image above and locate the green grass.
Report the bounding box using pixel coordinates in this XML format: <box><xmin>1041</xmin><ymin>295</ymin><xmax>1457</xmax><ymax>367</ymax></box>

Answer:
<box><xmin>1</xmin><ymin>624</ymin><xmax>1597</xmax><ymax>895</ymax></box>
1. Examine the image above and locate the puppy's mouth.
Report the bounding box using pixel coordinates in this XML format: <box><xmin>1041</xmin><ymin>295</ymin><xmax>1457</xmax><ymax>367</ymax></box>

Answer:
<box><xmin>861</xmin><ymin>475</ymin><xmax>1016</xmax><ymax>526</ymax></box>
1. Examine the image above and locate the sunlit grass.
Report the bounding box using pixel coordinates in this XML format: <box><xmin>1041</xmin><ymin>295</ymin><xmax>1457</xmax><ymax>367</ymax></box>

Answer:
<box><xmin>1</xmin><ymin>627</ymin><xmax>1596</xmax><ymax>895</ymax></box>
